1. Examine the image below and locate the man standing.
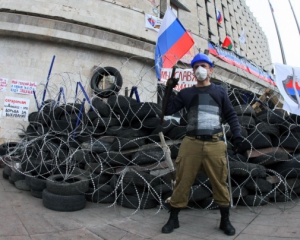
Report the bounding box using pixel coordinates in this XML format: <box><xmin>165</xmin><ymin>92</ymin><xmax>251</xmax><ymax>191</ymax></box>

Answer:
<box><xmin>161</xmin><ymin>53</ymin><xmax>243</xmax><ymax>236</ymax></box>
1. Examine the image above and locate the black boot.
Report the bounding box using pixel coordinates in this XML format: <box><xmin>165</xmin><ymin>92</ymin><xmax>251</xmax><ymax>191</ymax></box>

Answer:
<box><xmin>161</xmin><ymin>207</ymin><xmax>180</xmax><ymax>233</ymax></box>
<box><xmin>219</xmin><ymin>206</ymin><xmax>235</xmax><ymax>236</ymax></box>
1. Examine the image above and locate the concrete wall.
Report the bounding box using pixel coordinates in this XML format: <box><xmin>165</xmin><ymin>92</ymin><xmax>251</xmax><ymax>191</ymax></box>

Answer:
<box><xmin>0</xmin><ymin>0</ymin><xmax>277</xmax><ymax>143</ymax></box>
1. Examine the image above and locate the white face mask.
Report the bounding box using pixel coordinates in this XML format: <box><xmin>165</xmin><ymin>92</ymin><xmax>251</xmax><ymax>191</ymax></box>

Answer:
<box><xmin>195</xmin><ymin>66</ymin><xmax>208</xmax><ymax>81</ymax></box>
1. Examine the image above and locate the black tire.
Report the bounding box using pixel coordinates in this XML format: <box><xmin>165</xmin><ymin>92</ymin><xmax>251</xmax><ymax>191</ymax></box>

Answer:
<box><xmin>270</xmin><ymin>158</ymin><xmax>300</xmax><ymax>178</ymax></box>
<box><xmin>10</xmin><ymin>171</ymin><xmax>25</xmax><ymax>183</ymax></box>
<box><xmin>15</xmin><ymin>180</ymin><xmax>31</xmax><ymax>191</ymax></box>
<box><xmin>31</xmin><ymin>189</ymin><xmax>43</xmax><ymax>198</ymax></box>
<box><xmin>244</xmin><ymin>178</ymin><xmax>272</xmax><ymax>193</ymax></box>
<box><xmin>227</xmin><ymin>149</ymin><xmax>248</xmax><ymax>162</ymax></box>
<box><xmin>122</xmin><ymin>171</ymin><xmax>160</xmax><ymax>188</ymax></box>
<box><xmin>256</xmin><ymin>109</ymin><xmax>285</xmax><ymax>124</ymax></box>
<box><xmin>231</xmin><ymin>186</ymin><xmax>249</xmax><ymax>198</ymax></box>
<box><xmin>46</xmin><ymin>174</ymin><xmax>89</xmax><ymax>196</ymax></box>
<box><xmin>91</xmin><ymin>67</ymin><xmax>123</xmax><ymax>98</ymax></box>
<box><xmin>237</xmin><ymin>116</ymin><xmax>256</xmax><ymax>128</ymax></box>
<box><xmin>198</xmin><ymin>197</ymin><xmax>219</xmax><ymax>210</ymax></box>
<box><xmin>107</xmin><ymin>95</ymin><xmax>137</xmax><ymax>114</ymax></box>
<box><xmin>270</xmin><ymin>193</ymin><xmax>297</xmax><ymax>202</ymax></box>
<box><xmin>166</xmin><ymin>126</ymin><xmax>186</xmax><ymax>140</ymax></box>
<box><xmin>115</xmin><ymin>127</ymin><xmax>149</xmax><ymax>139</ymax></box>
<box><xmin>153</xmin><ymin>183</ymin><xmax>173</xmax><ymax>195</ymax></box>
<box><xmin>189</xmin><ymin>185</ymin><xmax>212</xmax><ymax>201</ymax></box>
<box><xmin>3</xmin><ymin>165</ymin><xmax>12</xmax><ymax>179</ymax></box>
<box><xmin>131</xmin><ymin>147</ymin><xmax>164</xmax><ymax>165</ymax></box>
<box><xmin>245</xmin><ymin>132</ymin><xmax>273</xmax><ymax>150</ymax></box>
<box><xmin>249</xmin><ymin>122</ymin><xmax>280</xmax><ymax>138</ymax></box>
<box><xmin>110</xmin><ymin>137</ymin><xmax>146</xmax><ymax>152</ymax></box>
<box><xmin>94</xmin><ymin>117</ymin><xmax>120</xmax><ymax>128</ymax></box>
<box><xmin>0</xmin><ymin>142</ymin><xmax>21</xmax><ymax>156</ymax></box>
<box><xmin>229</xmin><ymin>162</ymin><xmax>267</xmax><ymax>178</ymax></box>
<box><xmin>193</xmin><ymin>171</ymin><xmax>211</xmax><ymax>188</ymax></box>
<box><xmin>250</xmin><ymin>151</ymin><xmax>289</xmax><ymax>166</ymax></box>
<box><xmin>86</xmin><ymin>188</ymin><xmax>115</xmax><ymax>203</ymax></box>
<box><xmin>42</xmin><ymin>189</ymin><xmax>86</xmax><ymax>212</ymax></box>
<box><xmin>30</xmin><ymin>176</ymin><xmax>47</xmax><ymax>191</ymax></box>
<box><xmin>234</xmin><ymin>104</ymin><xmax>256</xmax><ymax>116</ymax></box>
<box><xmin>117</xmin><ymin>194</ymin><xmax>157</xmax><ymax>209</ymax></box>
<box><xmin>151</xmin><ymin>119</ymin><xmax>179</xmax><ymax>136</ymax></box>
<box><xmin>90</xmin><ymin>98</ymin><xmax>111</xmax><ymax>117</ymax></box>
<box><xmin>238</xmin><ymin>194</ymin><xmax>269</xmax><ymax>206</ymax></box>
<box><xmin>99</xmin><ymin>151</ymin><xmax>132</xmax><ymax>167</ymax></box>
<box><xmin>131</xmin><ymin>117</ymin><xmax>161</xmax><ymax>129</ymax></box>
<box><xmin>81</xmin><ymin>139</ymin><xmax>112</xmax><ymax>154</ymax></box>
<box><xmin>280</xmin><ymin>135</ymin><xmax>300</xmax><ymax>150</ymax></box>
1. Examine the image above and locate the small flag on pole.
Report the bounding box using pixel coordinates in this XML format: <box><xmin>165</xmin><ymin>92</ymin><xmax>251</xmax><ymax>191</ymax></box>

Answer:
<box><xmin>239</xmin><ymin>27</ymin><xmax>246</xmax><ymax>44</ymax></box>
<box><xmin>154</xmin><ymin>6</ymin><xmax>195</xmax><ymax>80</ymax></box>
<box><xmin>222</xmin><ymin>36</ymin><xmax>233</xmax><ymax>50</ymax></box>
<box><xmin>216</xmin><ymin>8</ymin><xmax>223</xmax><ymax>24</ymax></box>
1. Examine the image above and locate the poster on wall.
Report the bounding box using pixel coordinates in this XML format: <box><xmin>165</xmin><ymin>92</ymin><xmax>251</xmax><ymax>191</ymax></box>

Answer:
<box><xmin>10</xmin><ymin>79</ymin><xmax>37</xmax><ymax>95</ymax></box>
<box><xmin>145</xmin><ymin>14</ymin><xmax>161</xmax><ymax>32</ymax></box>
<box><xmin>3</xmin><ymin>96</ymin><xmax>30</xmax><ymax>120</ymax></box>
<box><xmin>0</xmin><ymin>77</ymin><xmax>8</xmax><ymax>92</ymax></box>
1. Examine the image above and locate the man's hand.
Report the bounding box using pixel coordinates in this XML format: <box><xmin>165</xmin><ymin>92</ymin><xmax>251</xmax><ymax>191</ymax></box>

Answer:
<box><xmin>232</xmin><ymin>137</ymin><xmax>243</xmax><ymax>155</ymax></box>
<box><xmin>166</xmin><ymin>78</ymin><xmax>179</xmax><ymax>89</ymax></box>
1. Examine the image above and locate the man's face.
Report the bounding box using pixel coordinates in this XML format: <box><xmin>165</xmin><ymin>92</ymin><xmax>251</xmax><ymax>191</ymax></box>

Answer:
<box><xmin>193</xmin><ymin>61</ymin><xmax>213</xmax><ymax>78</ymax></box>
<box><xmin>193</xmin><ymin>62</ymin><xmax>211</xmax><ymax>72</ymax></box>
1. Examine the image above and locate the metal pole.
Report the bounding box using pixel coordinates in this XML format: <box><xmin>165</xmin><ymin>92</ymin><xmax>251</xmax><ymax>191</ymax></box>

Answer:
<box><xmin>268</xmin><ymin>0</ymin><xmax>287</xmax><ymax>64</ymax></box>
<box><xmin>289</xmin><ymin>0</ymin><xmax>300</xmax><ymax>35</ymax></box>
<box><xmin>160</xmin><ymin>66</ymin><xmax>176</xmax><ymax>125</ymax></box>
<box><xmin>41</xmin><ymin>55</ymin><xmax>56</xmax><ymax>110</ymax></box>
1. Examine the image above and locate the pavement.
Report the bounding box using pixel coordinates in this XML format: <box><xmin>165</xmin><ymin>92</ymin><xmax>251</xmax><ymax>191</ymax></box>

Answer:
<box><xmin>0</xmin><ymin>168</ymin><xmax>300</xmax><ymax>240</ymax></box>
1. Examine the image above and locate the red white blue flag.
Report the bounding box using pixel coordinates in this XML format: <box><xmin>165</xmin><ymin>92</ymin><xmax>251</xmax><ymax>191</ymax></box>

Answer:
<box><xmin>155</xmin><ymin>7</ymin><xmax>194</xmax><ymax>80</ymax></box>
<box><xmin>216</xmin><ymin>9</ymin><xmax>223</xmax><ymax>24</ymax></box>
<box><xmin>275</xmin><ymin>63</ymin><xmax>300</xmax><ymax>115</ymax></box>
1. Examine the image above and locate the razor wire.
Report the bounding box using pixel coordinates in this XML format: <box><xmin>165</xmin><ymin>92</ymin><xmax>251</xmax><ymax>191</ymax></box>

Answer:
<box><xmin>0</xmin><ymin>55</ymin><xmax>299</xmax><ymax>216</ymax></box>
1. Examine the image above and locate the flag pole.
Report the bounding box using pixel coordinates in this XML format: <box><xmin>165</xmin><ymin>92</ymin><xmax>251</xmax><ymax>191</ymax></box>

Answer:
<box><xmin>268</xmin><ymin>0</ymin><xmax>287</xmax><ymax>64</ymax></box>
<box><xmin>289</xmin><ymin>0</ymin><xmax>300</xmax><ymax>35</ymax></box>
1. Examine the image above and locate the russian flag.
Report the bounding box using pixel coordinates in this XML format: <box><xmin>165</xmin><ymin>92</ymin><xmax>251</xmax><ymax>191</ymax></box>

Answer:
<box><xmin>216</xmin><ymin>9</ymin><xmax>223</xmax><ymax>24</ymax></box>
<box><xmin>155</xmin><ymin>7</ymin><xmax>194</xmax><ymax>80</ymax></box>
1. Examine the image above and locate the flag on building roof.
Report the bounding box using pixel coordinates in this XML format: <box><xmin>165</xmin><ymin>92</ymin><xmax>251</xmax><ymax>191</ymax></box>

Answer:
<box><xmin>216</xmin><ymin>8</ymin><xmax>223</xmax><ymax>24</ymax></box>
<box><xmin>222</xmin><ymin>36</ymin><xmax>233</xmax><ymax>50</ymax></box>
<box><xmin>239</xmin><ymin>27</ymin><xmax>246</xmax><ymax>44</ymax></box>
<box><xmin>155</xmin><ymin>6</ymin><xmax>195</xmax><ymax>80</ymax></box>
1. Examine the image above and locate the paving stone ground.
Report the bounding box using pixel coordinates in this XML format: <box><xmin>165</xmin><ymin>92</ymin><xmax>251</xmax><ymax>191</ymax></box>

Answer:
<box><xmin>0</xmin><ymin>168</ymin><xmax>300</xmax><ymax>240</ymax></box>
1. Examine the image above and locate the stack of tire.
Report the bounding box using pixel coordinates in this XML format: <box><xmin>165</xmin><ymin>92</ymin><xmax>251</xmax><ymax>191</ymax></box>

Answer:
<box><xmin>225</xmin><ymin>96</ymin><xmax>300</xmax><ymax>205</ymax></box>
<box><xmin>2</xmin><ymin>81</ymin><xmax>300</xmax><ymax>210</ymax></box>
<box><xmin>42</xmin><ymin>174</ymin><xmax>89</xmax><ymax>212</ymax></box>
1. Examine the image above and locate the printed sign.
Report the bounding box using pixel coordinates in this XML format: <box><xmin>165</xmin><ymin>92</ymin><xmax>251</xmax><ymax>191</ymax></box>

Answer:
<box><xmin>145</xmin><ymin>14</ymin><xmax>161</xmax><ymax>32</ymax></box>
<box><xmin>160</xmin><ymin>68</ymin><xmax>196</xmax><ymax>91</ymax></box>
<box><xmin>10</xmin><ymin>79</ymin><xmax>37</xmax><ymax>95</ymax></box>
<box><xmin>3</xmin><ymin>96</ymin><xmax>30</xmax><ymax>120</ymax></box>
<box><xmin>0</xmin><ymin>78</ymin><xmax>8</xmax><ymax>92</ymax></box>
<box><xmin>274</xmin><ymin>63</ymin><xmax>300</xmax><ymax>115</ymax></box>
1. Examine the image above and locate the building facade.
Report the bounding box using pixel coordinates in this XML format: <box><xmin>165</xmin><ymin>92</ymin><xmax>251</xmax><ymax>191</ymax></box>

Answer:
<box><xmin>0</xmin><ymin>0</ymin><xmax>278</xmax><ymax>142</ymax></box>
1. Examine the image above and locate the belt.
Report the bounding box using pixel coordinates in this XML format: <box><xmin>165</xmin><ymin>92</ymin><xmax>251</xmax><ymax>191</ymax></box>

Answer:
<box><xmin>194</xmin><ymin>134</ymin><xmax>224</xmax><ymax>142</ymax></box>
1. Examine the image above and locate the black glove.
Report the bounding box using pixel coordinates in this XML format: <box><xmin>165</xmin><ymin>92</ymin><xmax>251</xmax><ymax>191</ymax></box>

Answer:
<box><xmin>232</xmin><ymin>137</ymin><xmax>243</xmax><ymax>155</ymax></box>
<box><xmin>166</xmin><ymin>78</ymin><xmax>179</xmax><ymax>88</ymax></box>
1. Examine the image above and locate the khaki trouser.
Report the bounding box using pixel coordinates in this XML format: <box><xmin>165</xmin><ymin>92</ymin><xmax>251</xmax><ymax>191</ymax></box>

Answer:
<box><xmin>169</xmin><ymin>135</ymin><xmax>230</xmax><ymax>208</ymax></box>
